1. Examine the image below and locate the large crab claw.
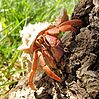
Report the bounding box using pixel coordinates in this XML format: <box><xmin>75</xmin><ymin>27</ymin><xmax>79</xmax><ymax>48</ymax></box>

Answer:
<box><xmin>45</xmin><ymin>34</ymin><xmax>64</xmax><ymax>62</ymax></box>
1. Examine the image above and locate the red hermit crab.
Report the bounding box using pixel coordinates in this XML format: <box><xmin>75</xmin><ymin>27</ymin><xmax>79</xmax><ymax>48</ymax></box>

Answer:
<box><xmin>18</xmin><ymin>9</ymin><xmax>83</xmax><ymax>90</ymax></box>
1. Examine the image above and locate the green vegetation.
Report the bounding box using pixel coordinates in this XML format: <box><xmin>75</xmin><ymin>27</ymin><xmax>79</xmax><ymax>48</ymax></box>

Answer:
<box><xmin>0</xmin><ymin>0</ymin><xmax>78</xmax><ymax>96</ymax></box>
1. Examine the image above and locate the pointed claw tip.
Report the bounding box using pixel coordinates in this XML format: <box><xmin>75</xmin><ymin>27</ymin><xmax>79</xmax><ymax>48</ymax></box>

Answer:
<box><xmin>28</xmin><ymin>83</ymin><xmax>37</xmax><ymax>90</ymax></box>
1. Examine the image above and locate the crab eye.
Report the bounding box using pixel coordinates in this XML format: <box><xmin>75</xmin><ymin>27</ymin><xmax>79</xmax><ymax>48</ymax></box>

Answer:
<box><xmin>37</xmin><ymin>39</ymin><xmax>39</xmax><ymax>41</ymax></box>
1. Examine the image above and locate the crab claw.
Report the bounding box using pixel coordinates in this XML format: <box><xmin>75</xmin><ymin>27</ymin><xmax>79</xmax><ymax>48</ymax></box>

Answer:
<box><xmin>45</xmin><ymin>34</ymin><xmax>64</xmax><ymax>62</ymax></box>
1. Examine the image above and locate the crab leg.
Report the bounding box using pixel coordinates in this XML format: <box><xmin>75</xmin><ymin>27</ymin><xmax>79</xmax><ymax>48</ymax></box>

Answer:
<box><xmin>45</xmin><ymin>25</ymin><xmax>76</xmax><ymax>35</ymax></box>
<box><xmin>58</xmin><ymin>19</ymin><xmax>83</xmax><ymax>27</ymax></box>
<box><xmin>28</xmin><ymin>50</ymin><xmax>38</xmax><ymax>90</ymax></box>
<box><xmin>45</xmin><ymin>19</ymin><xmax>83</xmax><ymax>35</ymax></box>
<box><xmin>42</xmin><ymin>49</ymin><xmax>57</xmax><ymax>69</ymax></box>
<box><xmin>58</xmin><ymin>19</ymin><xmax>83</xmax><ymax>32</ymax></box>
<box><xmin>58</xmin><ymin>24</ymin><xmax>77</xmax><ymax>32</ymax></box>
<box><xmin>38</xmin><ymin>51</ymin><xmax>61</xmax><ymax>82</ymax></box>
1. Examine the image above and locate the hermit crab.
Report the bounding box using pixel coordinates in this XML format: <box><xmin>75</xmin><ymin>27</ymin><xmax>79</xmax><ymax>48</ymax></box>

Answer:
<box><xmin>18</xmin><ymin>9</ymin><xmax>83</xmax><ymax>90</ymax></box>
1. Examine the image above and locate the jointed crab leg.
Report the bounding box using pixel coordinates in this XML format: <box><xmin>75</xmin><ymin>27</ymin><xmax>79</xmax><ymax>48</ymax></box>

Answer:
<box><xmin>45</xmin><ymin>19</ymin><xmax>83</xmax><ymax>35</ymax></box>
<box><xmin>58</xmin><ymin>19</ymin><xmax>83</xmax><ymax>27</ymax></box>
<box><xmin>58</xmin><ymin>24</ymin><xmax>77</xmax><ymax>32</ymax></box>
<box><xmin>28</xmin><ymin>50</ymin><xmax>38</xmax><ymax>90</ymax></box>
<box><xmin>38</xmin><ymin>51</ymin><xmax>61</xmax><ymax>82</ymax></box>
<box><xmin>42</xmin><ymin>49</ymin><xmax>57</xmax><ymax>69</ymax></box>
<box><xmin>45</xmin><ymin>25</ymin><xmax>76</xmax><ymax>34</ymax></box>
<box><xmin>58</xmin><ymin>19</ymin><xmax>83</xmax><ymax>32</ymax></box>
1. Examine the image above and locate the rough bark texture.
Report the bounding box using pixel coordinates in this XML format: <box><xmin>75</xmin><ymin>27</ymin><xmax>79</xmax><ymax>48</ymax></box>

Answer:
<box><xmin>8</xmin><ymin>0</ymin><xmax>99</xmax><ymax>99</ymax></box>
